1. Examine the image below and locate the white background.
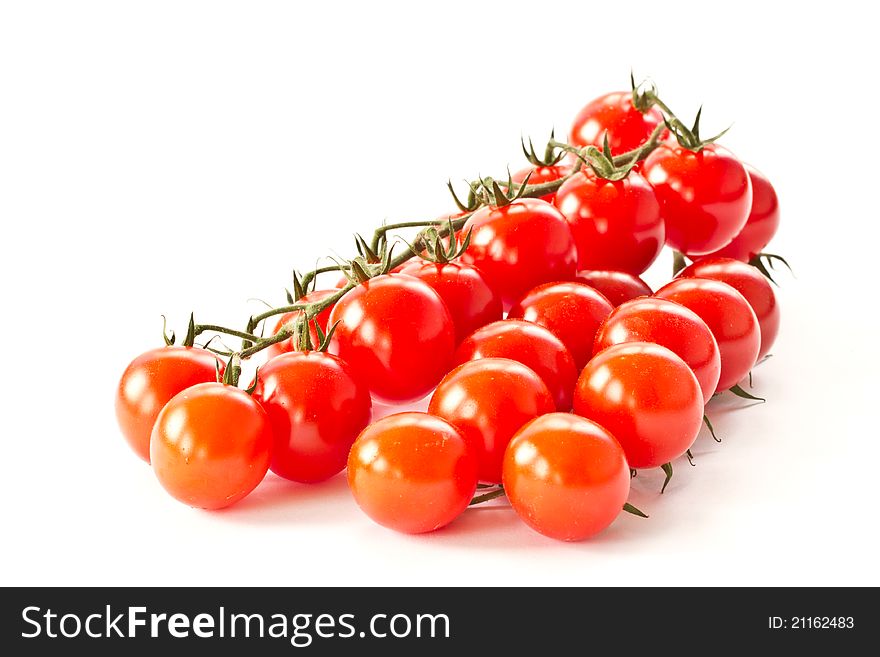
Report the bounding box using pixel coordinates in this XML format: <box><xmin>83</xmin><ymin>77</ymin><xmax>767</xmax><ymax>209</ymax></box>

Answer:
<box><xmin>2</xmin><ymin>1</ymin><xmax>878</xmax><ymax>587</ymax></box>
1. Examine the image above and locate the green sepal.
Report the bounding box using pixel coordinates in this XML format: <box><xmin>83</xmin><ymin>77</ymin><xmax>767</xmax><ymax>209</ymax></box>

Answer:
<box><xmin>660</xmin><ymin>462</ymin><xmax>673</xmax><ymax>494</ymax></box>
<box><xmin>703</xmin><ymin>413</ymin><xmax>721</xmax><ymax>443</ymax></box>
<box><xmin>317</xmin><ymin>320</ymin><xmax>340</xmax><ymax>352</ymax></box>
<box><xmin>161</xmin><ymin>315</ymin><xmax>175</xmax><ymax>346</ymax></box>
<box><xmin>222</xmin><ymin>354</ymin><xmax>242</xmax><ymax>387</ymax></box>
<box><xmin>182</xmin><ymin>313</ymin><xmax>196</xmax><ymax>348</ymax></box>
<box><xmin>729</xmin><ymin>384</ymin><xmax>766</xmax><ymax>402</ymax></box>
<box><xmin>623</xmin><ymin>502</ymin><xmax>649</xmax><ymax>518</ymax></box>
<box><xmin>521</xmin><ymin>129</ymin><xmax>564</xmax><ymax>166</ymax></box>
<box><xmin>244</xmin><ymin>367</ymin><xmax>260</xmax><ymax>396</ymax></box>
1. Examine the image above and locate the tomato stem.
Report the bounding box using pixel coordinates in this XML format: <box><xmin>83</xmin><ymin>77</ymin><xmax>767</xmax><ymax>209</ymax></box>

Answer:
<box><xmin>468</xmin><ymin>487</ymin><xmax>506</xmax><ymax>506</ymax></box>
<box><xmin>194</xmin><ymin>324</ymin><xmax>264</xmax><ymax>344</ymax></box>
<box><xmin>299</xmin><ymin>264</ymin><xmax>347</xmax><ymax>292</ymax></box>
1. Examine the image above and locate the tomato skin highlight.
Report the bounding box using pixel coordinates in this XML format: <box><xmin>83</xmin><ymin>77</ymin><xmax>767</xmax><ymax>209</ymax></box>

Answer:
<box><xmin>573</xmin><ymin>342</ymin><xmax>703</xmax><ymax>470</ymax></box>
<box><xmin>150</xmin><ymin>382</ymin><xmax>272</xmax><ymax>510</ymax></box>
<box><xmin>569</xmin><ymin>91</ymin><xmax>665</xmax><ymax>155</ymax></box>
<box><xmin>655</xmin><ymin>277</ymin><xmax>761</xmax><ymax>392</ymax></box>
<box><xmin>265</xmin><ymin>289</ymin><xmax>337</xmax><ymax>359</ymax></box>
<box><xmin>115</xmin><ymin>346</ymin><xmax>222</xmax><ymax>463</ymax></box>
<box><xmin>573</xmin><ymin>269</ymin><xmax>653</xmax><ymax>307</ymax></box>
<box><xmin>347</xmin><ymin>412</ymin><xmax>478</xmax><ymax>534</ymax></box>
<box><xmin>455</xmin><ymin>319</ymin><xmax>578</xmax><ymax>411</ymax></box>
<box><xmin>555</xmin><ymin>168</ymin><xmax>664</xmax><ymax>275</ymax></box>
<box><xmin>594</xmin><ymin>297</ymin><xmax>721</xmax><ymax>405</ymax></box>
<box><xmin>643</xmin><ymin>143</ymin><xmax>752</xmax><ymax>256</ymax></box>
<box><xmin>328</xmin><ymin>274</ymin><xmax>455</xmax><ymax>404</ymax></box>
<box><xmin>398</xmin><ymin>261</ymin><xmax>502</xmax><ymax>344</ymax></box>
<box><xmin>429</xmin><ymin>358</ymin><xmax>555</xmax><ymax>484</ymax></box>
<box><xmin>692</xmin><ymin>165</ymin><xmax>779</xmax><ymax>262</ymax></box>
<box><xmin>460</xmin><ymin>198</ymin><xmax>577</xmax><ymax>307</ymax></box>
<box><xmin>508</xmin><ymin>281</ymin><xmax>614</xmax><ymax>369</ymax></box>
<box><xmin>503</xmin><ymin>413</ymin><xmax>631</xmax><ymax>541</ymax></box>
<box><xmin>253</xmin><ymin>351</ymin><xmax>372</xmax><ymax>483</ymax></box>
<box><xmin>511</xmin><ymin>165</ymin><xmax>570</xmax><ymax>203</ymax></box>
<box><xmin>677</xmin><ymin>257</ymin><xmax>779</xmax><ymax>361</ymax></box>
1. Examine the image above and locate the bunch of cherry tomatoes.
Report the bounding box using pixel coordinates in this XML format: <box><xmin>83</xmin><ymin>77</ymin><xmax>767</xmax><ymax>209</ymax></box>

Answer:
<box><xmin>116</xmin><ymin>78</ymin><xmax>783</xmax><ymax>541</ymax></box>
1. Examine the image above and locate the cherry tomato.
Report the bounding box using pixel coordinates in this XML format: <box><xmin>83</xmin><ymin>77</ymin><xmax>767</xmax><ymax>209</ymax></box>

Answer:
<box><xmin>593</xmin><ymin>297</ymin><xmax>721</xmax><ymax>404</ymax></box>
<box><xmin>429</xmin><ymin>358</ymin><xmax>554</xmax><ymax>483</ymax></box>
<box><xmin>266</xmin><ymin>289</ymin><xmax>338</xmax><ymax>359</ymax></box>
<box><xmin>115</xmin><ymin>346</ymin><xmax>222</xmax><ymax>463</ymax></box>
<box><xmin>150</xmin><ymin>382</ymin><xmax>272</xmax><ymax>509</ymax></box>
<box><xmin>511</xmin><ymin>165</ymin><xmax>570</xmax><ymax>203</ymax></box>
<box><xmin>503</xmin><ymin>413</ymin><xmax>630</xmax><ymax>541</ymax></box>
<box><xmin>460</xmin><ymin>198</ymin><xmax>577</xmax><ymax>307</ymax></box>
<box><xmin>573</xmin><ymin>342</ymin><xmax>703</xmax><ymax>469</ymax></box>
<box><xmin>569</xmin><ymin>91</ymin><xmax>665</xmax><ymax>155</ymax></box>
<box><xmin>455</xmin><ymin>320</ymin><xmax>578</xmax><ymax>411</ymax></box>
<box><xmin>692</xmin><ymin>165</ymin><xmax>779</xmax><ymax>262</ymax></box>
<box><xmin>678</xmin><ymin>257</ymin><xmax>779</xmax><ymax>361</ymax></box>
<box><xmin>573</xmin><ymin>269</ymin><xmax>653</xmax><ymax>307</ymax></box>
<box><xmin>643</xmin><ymin>143</ymin><xmax>752</xmax><ymax>255</ymax></box>
<box><xmin>655</xmin><ymin>278</ymin><xmax>760</xmax><ymax>391</ymax></box>
<box><xmin>398</xmin><ymin>261</ymin><xmax>502</xmax><ymax>344</ymax></box>
<box><xmin>347</xmin><ymin>412</ymin><xmax>478</xmax><ymax>534</ymax></box>
<box><xmin>508</xmin><ymin>281</ymin><xmax>613</xmax><ymax>369</ymax></box>
<box><xmin>328</xmin><ymin>274</ymin><xmax>455</xmax><ymax>403</ymax></box>
<box><xmin>555</xmin><ymin>167</ymin><xmax>664</xmax><ymax>275</ymax></box>
<box><xmin>253</xmin><ymin>351</ymin><xmax>372</xmax><ymax>483</ymax></box>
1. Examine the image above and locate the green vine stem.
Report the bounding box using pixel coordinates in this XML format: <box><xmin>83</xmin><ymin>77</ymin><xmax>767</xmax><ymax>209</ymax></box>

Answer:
<box><xmin>176</xmin><ymin>124</ymin><xmax>673</xmax><ymax>369</ymax></box>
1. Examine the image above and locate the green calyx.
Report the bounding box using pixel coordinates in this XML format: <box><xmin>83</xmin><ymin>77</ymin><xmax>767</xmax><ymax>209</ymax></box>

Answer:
<box><xmin>286</xmin><ymin>270</ymin><xmax>317</xmax><ymax>304</ymax></box>
<box><xmin>580</xmin><ymin>134</ymin><xmax>639</xmax><ymax>182</ymax></box>
<box><xmin>630</xmin><ymin>71</ymin><xmax>658</xmax><ymax>114</ymax></box>
<box><xmin>411</xmin><ymin>219</ymin><xmax>473</xmax><ymax>264</ymax></box>
<box><xmin>749</xmin><ymin>252</ymin><xmax>793</xmax><ymax>285</ymax></box>
<box><xmin>473</xmin><ymin>172</ymin><xmax>530</xmax><ymax>208</ymax></box>
<box><xmin>447</xmin><ymin>180</ymin><xmax>483</xmax><ymax>213</ymax></box>
<box><xmin>338</xmin><ymin>240</ymin><xmax>398</xmax><ymax>286</ymax></box>
<box><xmin>293</xmin><ymin>313</ymin><xmax>339</xmax><ymax>352</ymax></box>
<box><xmin>662</xmin><ymin>105</ymin><xmax>730</xmax><ymax>152</ymax></box>
<box><xmin>521</xmin><ymin>130</ymin><xmax>565</xmax><ymax>167</ymax></box>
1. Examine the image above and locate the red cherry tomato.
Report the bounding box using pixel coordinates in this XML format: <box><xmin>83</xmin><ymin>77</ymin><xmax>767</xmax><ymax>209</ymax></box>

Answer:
<box><xmin>692</xmin><ymin>165</ymin><xmax>779</xmax><ymax>262</ymax></box>
<box><xmin>398</xmin><ymin>261</ymin><xmax>502</xmax><ymax>344</ymax></box>
<box><xmin>347</xmin><ymin>412</ymin><xmax>478</xmax><ymax>534</ymax></box>
<box><xmin>573</xmin><ymin>269</ymin><xmax>653</xmax><ymax>307</ymax></box>
<box><xmin>266</xmin><ymin>289</ymin><xmax>338</xmax><ymax>359</ymax></box>
<box><xmin>655</xmin><ymin>278</ymin><xmax>760</xmax><ymax>392</ymax></box>
<box><xmin>254</xmin><ymin>351</ymin><xmax>372</xmax><ymax>483</ymax></box>
<box><xmin>508</xmin><ymin>281</ymin><xmax>613</xmax><ymax>369</ymax></box>
<box><xmin>569</xmin><ymin>91</ymin><xmax>664</xmax><ymax>155</ymax></box>
<box><xmin>115</xmin><ymin>346</ymin><xmax>222</xmax><ymax>463</ymax></box>
<box><xmin>678</xmin><ymin>257</ymin><xmax>779</xmax><ymax>361</ymax></box>
<box><xmin>593</xmin><ymin>297</ymin><xmax>721</xmax><ymax>404</ymax></box>
<box><xmin>328</xmin><ymin>274</ymin><xmax>455</xmax><ymax>403</ymax></box>
<box><xmin>429</xmin><ymin>358</ymin><xmax>554</xmax><ymax>483</ymax></box>
<box><xmin>150</xmin><ymin>382</ymin><xmax>272</xmax><ymax>509</ymax></box>
<box><xmin>555</xmin><ymin>167</ymin><xmax>664</xmax><ymax>275</ymax></box>
<box><xmin>643</xmin><ymin>144</ymin><xmax>752</xmax><ymax>255</ymax></box>
<box><xmin>460</xmin><ymin>198</ymin><xmax>577</xmax><ymax>307</ymax></box>
<box><xmin>511</xmin><ymin>165</ymin><xmax>570</xmax><ymax>203</ymax></box>
<box><xmin>455</xmin><ymin>320</ymin><xmax>578</xmax><ymax>411</ymax></box>
<box><xmin>573</xmin><ymin>342</ymin><xmax>703</xmax><ymax>469</ymax></box>
<box><xmin>503</xmin><ymin>413</ymin><xmax>631</xmax><ymax>541</ymax></box>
